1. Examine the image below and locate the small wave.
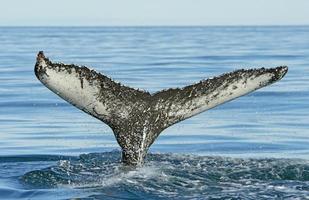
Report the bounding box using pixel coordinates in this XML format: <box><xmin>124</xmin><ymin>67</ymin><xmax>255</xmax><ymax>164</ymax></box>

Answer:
<box><xmin>0</xmin><ymin>154</ymin><xmax>76</xmax><ymax>163</ymax></box>
<box><xmin>20</xmin><ymin>152</ymin><xmax>309</xmax><ymax>199</ymax></box>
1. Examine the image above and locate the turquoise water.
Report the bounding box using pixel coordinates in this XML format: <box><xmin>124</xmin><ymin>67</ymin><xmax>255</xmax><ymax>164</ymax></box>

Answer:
<box><xmin>0</xmin><ymin>26</ymin><xmax>309</xmax><ymax>199</ymax></box>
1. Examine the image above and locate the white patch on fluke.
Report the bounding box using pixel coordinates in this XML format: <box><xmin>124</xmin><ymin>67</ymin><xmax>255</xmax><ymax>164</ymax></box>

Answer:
<box><xmin>41</xmin><ymin>65</ymin><xmax>110</xmax><ymax>119</ymax></box>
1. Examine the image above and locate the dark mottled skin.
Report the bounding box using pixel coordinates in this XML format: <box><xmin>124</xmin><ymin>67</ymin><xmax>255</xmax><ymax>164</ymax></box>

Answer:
<box><xmin>34</xmin><ymin>51</ymin><xmax>288</xmax><ymax>166</ymax></box>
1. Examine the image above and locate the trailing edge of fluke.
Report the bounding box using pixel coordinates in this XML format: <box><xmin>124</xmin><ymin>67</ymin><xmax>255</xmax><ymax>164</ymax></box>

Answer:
<box><xmin>34</xmin><ymin>51</ymin><xmax>288</xmax><ymax>166</ymax></box>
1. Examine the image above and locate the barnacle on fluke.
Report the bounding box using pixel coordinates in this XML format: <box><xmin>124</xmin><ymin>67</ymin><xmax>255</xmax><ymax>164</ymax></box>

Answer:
<box><xmin>34</xmin><ymin>51</ymin><xmax>288</xmax><ymax>166</ymax></box>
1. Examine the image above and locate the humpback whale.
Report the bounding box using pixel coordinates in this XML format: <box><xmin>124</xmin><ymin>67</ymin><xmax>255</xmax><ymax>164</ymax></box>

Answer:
<box><xmin>34</xmin><ymin>51</ymin><xmax>288</xmax><ymax>166</ymax></box>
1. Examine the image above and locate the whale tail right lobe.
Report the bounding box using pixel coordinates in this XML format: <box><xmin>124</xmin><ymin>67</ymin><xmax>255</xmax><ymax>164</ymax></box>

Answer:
<box><xmin>152</xmin><ymin>67</ymin><xmax>288</xmax><ymax>130</ymax></box>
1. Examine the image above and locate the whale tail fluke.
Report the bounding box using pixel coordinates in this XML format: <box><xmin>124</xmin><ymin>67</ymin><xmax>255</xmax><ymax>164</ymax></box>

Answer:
<box><xmin>35</xmin><ymin>51</ymin><xmax>288</xmax><ymax>165</ymax></box>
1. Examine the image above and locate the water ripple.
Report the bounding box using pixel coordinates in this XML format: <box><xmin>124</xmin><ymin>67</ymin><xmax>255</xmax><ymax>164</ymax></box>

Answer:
<box><xmin>19</xmin><ymin>152</ymin><xmax>309</xmax><ymax>199</ymax></box>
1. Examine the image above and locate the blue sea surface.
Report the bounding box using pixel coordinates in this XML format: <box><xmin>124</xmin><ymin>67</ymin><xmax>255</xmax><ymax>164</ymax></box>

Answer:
<box><xmin>0</xmin><ymin>26</ymin><xmax>308</xmax><ymax>199</ymax></box>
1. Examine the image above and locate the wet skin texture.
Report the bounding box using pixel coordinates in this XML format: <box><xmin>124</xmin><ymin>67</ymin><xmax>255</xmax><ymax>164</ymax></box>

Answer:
<box><xmin>34</xmin><ymin>51</ymin><xmax>288</xmax><ymax>166</ymax></box>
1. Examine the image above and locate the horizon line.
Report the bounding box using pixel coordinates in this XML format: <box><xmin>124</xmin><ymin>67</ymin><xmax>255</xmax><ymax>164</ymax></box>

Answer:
<box><xmin>0</xmin><ymin>24</ymin><xmax>309</xmax><ymax>28</ymax></box>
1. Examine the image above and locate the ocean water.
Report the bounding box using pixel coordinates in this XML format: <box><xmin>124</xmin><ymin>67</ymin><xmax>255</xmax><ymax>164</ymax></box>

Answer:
<box><xmin>0</xmin><ymin>26</ymin><xmax>308</xmax><ymax>199</ymax></box>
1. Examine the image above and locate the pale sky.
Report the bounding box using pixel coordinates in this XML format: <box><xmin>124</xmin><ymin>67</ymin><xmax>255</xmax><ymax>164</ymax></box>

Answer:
<box><xmin>0</xmin><ymin>0</ymin><xmax>308</xmax><ymax>26</ymax></box>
